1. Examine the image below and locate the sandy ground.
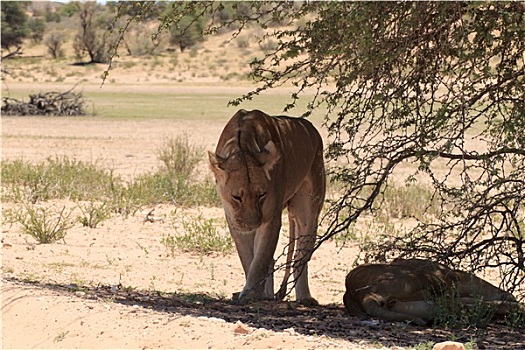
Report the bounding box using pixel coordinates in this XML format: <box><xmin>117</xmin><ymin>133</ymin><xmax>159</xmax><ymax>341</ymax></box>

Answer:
<box><xmin>2</xmin><ymin>94</ymin><xmax>524</xmax><ymax>349</ymax></box>
<box><xmin>0</xmin><ymin>111</ymin><xmax>355</xmax><ymax>349</ymax></box>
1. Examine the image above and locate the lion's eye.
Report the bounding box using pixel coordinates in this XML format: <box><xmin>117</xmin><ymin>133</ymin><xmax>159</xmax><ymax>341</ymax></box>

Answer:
<box><xmin>232</xmin><ymin>194</ymin><xmax>242</xmax><ymax>202</ymax></box>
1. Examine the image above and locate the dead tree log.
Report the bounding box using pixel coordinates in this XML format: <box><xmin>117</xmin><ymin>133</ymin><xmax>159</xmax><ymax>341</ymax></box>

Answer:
<box><xmin>2</xmin><ymin>89</ymin><xmax>86</xmax><ymax>116</ymax></box>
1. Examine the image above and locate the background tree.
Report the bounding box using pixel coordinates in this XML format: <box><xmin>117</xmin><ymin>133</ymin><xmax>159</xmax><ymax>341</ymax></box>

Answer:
<box><xmin>44</xmin><ymin>31</ymin><xmax>67</xmax><ymax>59</ymax></box>
<box><xmin>44</xmin><ymin>3</ymin><xmax>61</xmax><ymax>23</ymax></box>
<box><xmin>111</xmin><ymin>1</ymin><xmax>525</xmax><ymax>297</ymax></box>
<box><xmin>168</xmin><ymin>13</ymin><xmax>206</xmax><ymax>52</ymax></box>
<box><xmin>57</xmin><ymin>1</ymin><xmax>81</xmax><ymax>19</ymax></box>
<box><xmin>1</xmin><ymin>1</ymin><xmax>29</xmax><ymax>56</ymax></box>
<box><xmin>27</xmin><ymin>18</ymin><xmax>46</xmax><ymax>44</ymax></box>
<box><xmin>73</xmin><ymin>1</ymin><xmax>112</xmax><ymax>63</ymax></box>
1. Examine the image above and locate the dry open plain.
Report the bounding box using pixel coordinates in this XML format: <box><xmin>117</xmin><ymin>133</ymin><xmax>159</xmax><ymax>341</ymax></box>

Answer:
<box><xmin>2</xmin><ymin>29</ymin><xmax>524</xmax><ymax>349</ymax></box>
<box><xmin>3</xmin><ymin>83</ymin><xmax>525</xmax><ymax>350</ymax></box>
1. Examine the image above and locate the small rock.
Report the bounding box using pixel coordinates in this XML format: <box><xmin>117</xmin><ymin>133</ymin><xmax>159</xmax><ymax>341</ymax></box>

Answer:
<box><xmin>433</xmin><ymin>341</ymin><xmax>466</xmax><ymax>350</ymax></box>
<box><xmin>358</xmin><ymin>319</ymin><xmax>381</xmax><ymax>327</ymax></box>
<box><xmin>283</xmin><ymin>327</ymin><xmax>297</xmax><ymax>335</ymax></box>
<box><xmin>67</xmin><ymin>284</ymin><xmax>79</xmax><ymax>290</ymax></box>
<box><xmin>75</xmin><ymin>291</ymin><xmax>86</xmax><ymax>297</ymax></box>
<box><xmin>197</xmin><ymin>316</ymin><xmax>226</xmax><ymax>323</ymax></box>
<box><xmin>233</xmin><ymin>321</ymin><xmax>252</xmax><ymax>335</ymax></box>
<box><xmin>306</xmin><ymin>336</ymin><xmax>315</xmax><ymax>342</ymax></box>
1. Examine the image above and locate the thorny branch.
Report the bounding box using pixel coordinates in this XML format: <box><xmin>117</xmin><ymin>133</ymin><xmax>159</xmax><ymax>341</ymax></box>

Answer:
<box><xmin>105</xmin><ymin>2</ymin><xmax>525</xmax><ymax>299</ymax></box>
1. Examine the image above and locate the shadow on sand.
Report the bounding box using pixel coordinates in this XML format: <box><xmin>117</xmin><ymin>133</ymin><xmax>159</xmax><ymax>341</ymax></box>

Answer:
<box><xmin>5</xmin><ymin>277</ymin><xmax>524</xmax><ymax>349</ymax></box>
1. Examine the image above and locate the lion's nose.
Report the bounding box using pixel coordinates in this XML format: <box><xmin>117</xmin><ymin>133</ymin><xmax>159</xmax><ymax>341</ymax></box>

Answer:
<box><xmin>240</xmin><ymin>212</ymin><xmax>261</xmax><ymax>231</ymax></box>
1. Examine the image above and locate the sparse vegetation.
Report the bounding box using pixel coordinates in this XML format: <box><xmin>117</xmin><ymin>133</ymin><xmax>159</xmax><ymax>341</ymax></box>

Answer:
<box><xmin>7</xmin><ymin>203</ymin><xmax>74</xmax><ymax>244</ymax></box>
<box><xmin>162</xmin><ymin>213</ymin><xmax>233</xmax><ymax>255</ymax></box>
<box><xmin>1</xmin><ymin>134</ymin><xmax>219</xmax><ymax>208</ymax></box>
<box><xmin>1</xmin><ymin>157</ymin><xmax>115</xmax><ymax>203</ymax></box>
<box><xmin>1</xmin><ymin>134</ymin><xmax>221</xmax><ymax>243</ymax></box>
<box><xmin>157</xmin><ymin>135</ymin><xmax>202</xmax><ymax>180</ymax></box>
<box><xmin>431</xmin><ymin>287</ymin><xmax>498</xmax><ymax>329</ymax></box>
<box><xmin>2</xmin><ymin>2</ymin><xmax>524</xmax><ymax>346</ymax></box>
<box><xmin>77</xmin><ymin>201</ymin><xmax>111</xmax><ymax>228</ymax></box>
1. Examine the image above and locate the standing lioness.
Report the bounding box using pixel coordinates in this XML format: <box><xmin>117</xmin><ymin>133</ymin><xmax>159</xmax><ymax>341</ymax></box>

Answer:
<box><xmin>209</xmin><ymin>109</ymin><xmax>325</xmax><ymax>305</ymax></box>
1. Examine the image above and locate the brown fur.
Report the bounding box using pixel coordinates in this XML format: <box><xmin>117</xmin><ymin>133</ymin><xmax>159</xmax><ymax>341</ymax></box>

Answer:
<box><xmin>209</xmin><ymin>109</ymin><xmax>326</xmax><ymax>305</ymax></box>
<box><xmin>344</xmin><ymin>259</ymin><xmax>521</xmax><ymax>325</ymax></box>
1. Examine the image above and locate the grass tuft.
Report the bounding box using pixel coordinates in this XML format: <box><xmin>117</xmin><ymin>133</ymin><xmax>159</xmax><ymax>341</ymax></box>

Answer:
<box><xmin>1</xmin><ymin>157</ymin><xmax>116</xmax><ymax>203</ymax></box>
<box><xmin>8</xmin><ymin>203</ymin><xmax>74</xmax><ymax>244</ymax></box>
<box><xmin>157</xmin><ymin>135</ymin><xmax>203</xmax><ymax>179</ymax></box>
<box><xmin>77</xmin><ymin>201</ymin><xmax>111</xmax><ymax>228</ymax></box>
<box><xmin>162</xmin><ymin>213</ymin><xmax>233</xmax><ymax>255</ymax></box>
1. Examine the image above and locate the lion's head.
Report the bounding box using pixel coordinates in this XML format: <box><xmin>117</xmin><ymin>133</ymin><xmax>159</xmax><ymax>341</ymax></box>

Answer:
<box><xmin>208</xmin><ymin>140</ymin><xmax>280</xmax><ymax>232</ymax></box>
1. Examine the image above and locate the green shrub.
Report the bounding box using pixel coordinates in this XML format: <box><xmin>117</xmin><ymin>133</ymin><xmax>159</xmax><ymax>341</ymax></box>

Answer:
<box><xmin>125</xmin><ymin>170</ymin><xmax>219</xmax><ymax>208</ymax></box>
<box><xmin>162</xmin><ymin>214</ymin><xmax>233</xmax><ymax>255</ymax></box>
<box><xmin>10</xmin><ymin>203</ymin><xmax>74</xmax><ymax>244</ymax></box>
<box><xmin>77</xmin><ymin>201</ymin><xmax>111</xmax><ymax>228</ymax></box>
<box><xmin>380</xmin><ymin>182</ymin><xmax>441</xmax><ymax>219</ymax></box>
<box><xmin>1</xmin><ymin>157</ymin><xmax>116</xmax><ymax>202</ymax></box>
<box><xmin>157</xmin><ymin>135</ymin><xmax>203</xmax><ymax>179</ymax></box>
<box><xmin>107</xmin><ymin>177</ymin><xmax>143</xmax><ymax>217</ymax></box>
<box><xmin>1</xmin><ymin>136</ymin><xmax>221</xmax><ymax>222</ymax></box>
<box><xmin>431</xmin><ymin>286</ymin><xmax>500</xmax><ymax>329</ymax></box>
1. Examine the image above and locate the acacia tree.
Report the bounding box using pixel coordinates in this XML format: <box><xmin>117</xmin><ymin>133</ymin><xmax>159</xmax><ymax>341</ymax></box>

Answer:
<box><xmin>44</xmin><ymin>31</ymin><xmax>67</xmax><ymax>59</ymax></box>
<box><xmin>111</xmin><ymin>2</ymin><xmax>525</xmax><ymax>297</ymax></box>
<box><xmin>1</xmin><ymin>1</ymin><xmax>29</xmax><ymax>57</ymax></box>
<box><xmin>168</xmin><ymin>12</ymin><xmax>206</xmax><ymax>52</ymax></box>
<box><xmin>254</xmin><ymin>2</ymin><xmax>525</xmax><ymax>297</ymax></box>
<box><xmin>74</xmin><ymin>2</ymin><xmax>113</xmax><ymax>63</ymax></box>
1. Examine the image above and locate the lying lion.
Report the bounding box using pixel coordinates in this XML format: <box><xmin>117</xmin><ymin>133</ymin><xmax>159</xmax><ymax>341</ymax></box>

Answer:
<box><xmin>343</xmin><ymin>259</ymin><xmax>523</xmax><ymax>325</ymax></box>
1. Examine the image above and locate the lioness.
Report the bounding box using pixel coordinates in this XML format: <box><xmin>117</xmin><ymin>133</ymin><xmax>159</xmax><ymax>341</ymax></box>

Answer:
<box><xmin>344</xmin><ymin>259</ymin><xmax>522</xmax><ymax>325</ymax></box>
<box><xmin>209</xmin><ymin>109</ymin><xmax>325</xmax><ymax>305</ymax></box>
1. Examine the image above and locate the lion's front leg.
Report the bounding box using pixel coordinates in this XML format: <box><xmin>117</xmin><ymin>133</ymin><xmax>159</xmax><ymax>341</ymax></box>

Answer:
<box><xmin>238</xmin><ymin>220</ymin><xmax>281</xmax><ymax>302</ymax></box>
<box><xmin>226</xmin><ymin>213</ymin><xmax>257</xmax><ymax>298</ymax></box>
<box><xmin>264</xmin><ymin>258</ymin><xmax>275</xmax><ymax>298</ymax></box>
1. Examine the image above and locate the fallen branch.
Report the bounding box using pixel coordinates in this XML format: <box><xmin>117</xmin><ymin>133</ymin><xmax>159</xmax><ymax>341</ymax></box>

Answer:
<box><xmin>1</xmin><ymin>89</ymin><xmax>87</xmax><ymax>116</ymax></box>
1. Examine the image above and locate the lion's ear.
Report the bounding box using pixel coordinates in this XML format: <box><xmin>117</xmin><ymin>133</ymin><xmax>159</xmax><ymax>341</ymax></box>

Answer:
<box><xmin>208</xmin><ymin>151</ymin><xmax>226</xmax><ymax>179</ymax></box>
<box><xmin>259</xmin><ymin>141</ymin><xmax>280</xmax><ymax>180</ymax></box>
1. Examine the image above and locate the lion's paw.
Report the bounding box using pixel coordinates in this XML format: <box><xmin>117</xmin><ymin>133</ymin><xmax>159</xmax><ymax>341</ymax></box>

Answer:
<box><xmin>298</xmin><ymin>297</ymin><xmax>319</xmax><ymax>307</ymax></box>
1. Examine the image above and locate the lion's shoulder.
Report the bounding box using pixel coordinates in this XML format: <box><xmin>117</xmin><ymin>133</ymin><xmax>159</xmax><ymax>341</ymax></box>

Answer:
<box><xmin>226</xmin><ymin>109</ymin><xmax>319</xmax><ymax>145</ymax></box>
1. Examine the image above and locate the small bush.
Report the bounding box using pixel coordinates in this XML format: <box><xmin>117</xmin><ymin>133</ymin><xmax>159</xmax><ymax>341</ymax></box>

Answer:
<box><xmin>77</xmin><ymin>201</ymin><xmax>111</xmax><ymax>228</ymax></box>
<box><xmin>431</xmin><ymin>286</ymin><xmax>501</xmax><ymax>329</ymax></box>
<box><xmin>10</xmin><ymin>203</ymin><xmax>74</xmax><ymax>244</ymax></box>
<box><xmin>380</xmin><ymin>183</ymin><xmax>441</xmax><ymax>219</ymax></box>
<box><xmin>157</xmin><ymin>135</ymin><xmax>203</xmax><ymax>179</ymax></box>
<box><xmin>169</xmin><ymin>55</ymin><xmax>179</xmax><ymax>68</ymax></box>
<box><xmin>259</xmin><ymin>38</ymin><xmax>278</xmax><ymax>52</ymax></box>
<box><xmin>125</xmin><ymin>27</ymin><xmax>165</xmax><ymax>56</ymax></box>
<box><xmin>1</xmin><ymin>157</ymin><xmax>116</xmax><ymax>202</ymax></box>
<box><xmin>189</xmin><ymin>46</ymin><xmax>199</xmax><ymax>58</ymax></box>
<box><xmin>107</xmin><ymin>178</ymin><xmax>143</xmax><ymax>217</ymax></box>
<box><xmin>122</xmin><ymin>61</ymin><xmax>137</xmax><ymax>69</ymax></box>
<box><xmin>505</xmin><ymin>308</ymin><xmax>525</xmax><ymax>329</ymax></box>
<box><xmin>236</xmin><ymin>34</ymin><xmax>250</xmax><ymax>49</ymax></box>
<box><xmin>162</xmin><ymin>214</ymin><xmax>233</xmax><ymax>255</ymax></box>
